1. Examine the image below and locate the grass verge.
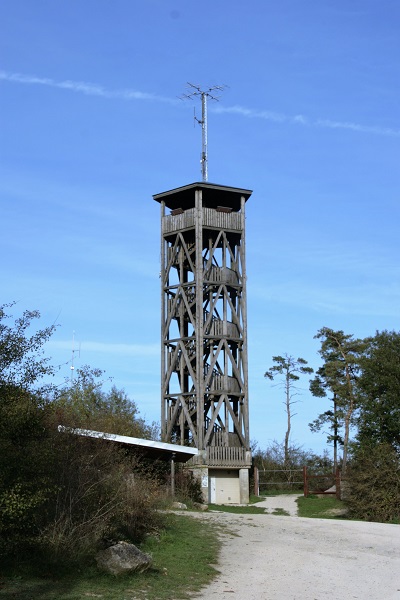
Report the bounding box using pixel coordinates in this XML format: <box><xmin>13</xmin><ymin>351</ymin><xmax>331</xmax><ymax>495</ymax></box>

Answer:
<box><xmin>297</xmin><ymin>495</ymin><xmax>348</xmax><ymax>519</ymax></box>
<box><xmin>270</xmin><ymin>508</ymin><xmax>290</xmax><ymax>516</ymax></box>
<box><xmin>258</xmin><ymin>489</ymin><xmax>303</xmax><ymax>496</ymax></box>
<box><xmin>0</xmin><ymin>514</ymin><xmax>220</xmax><ymax>600</ymax></box>
<box><xmin>208</xmin><ymin>504</ymin><xmax>266</xmax><ymax>514</ymax></box>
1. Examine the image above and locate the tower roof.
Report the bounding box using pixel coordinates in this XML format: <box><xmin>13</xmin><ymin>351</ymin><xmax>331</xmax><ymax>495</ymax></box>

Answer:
<box><xmin>153</xmin><ymin>181</ymin><xmax>252</xmax><ymax>211</ymax></box>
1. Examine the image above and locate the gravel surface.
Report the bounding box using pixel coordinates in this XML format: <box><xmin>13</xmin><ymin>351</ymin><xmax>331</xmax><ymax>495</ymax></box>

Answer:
<box><xmin>191</xmin><ymin>496</ymin><xmax>400</xmax><ymax>600</ymax></box>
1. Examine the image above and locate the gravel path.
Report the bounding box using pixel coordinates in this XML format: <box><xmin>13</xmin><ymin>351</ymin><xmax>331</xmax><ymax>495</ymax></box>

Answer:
<box><xmin>191</xmin><ymin>504</ymin><xmax>400</xmax><ymax>600</ymax></box>
<box><xmin>255</xmin><ymin>493</ymin><xmax>301</xmax><ymax>516</ymax></box>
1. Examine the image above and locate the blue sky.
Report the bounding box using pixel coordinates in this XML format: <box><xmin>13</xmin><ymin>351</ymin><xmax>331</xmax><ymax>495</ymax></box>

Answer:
<box><xmin>1</xmin><ymin>0</ymin><xmax>399</xmax><ymax>456</ymax></box>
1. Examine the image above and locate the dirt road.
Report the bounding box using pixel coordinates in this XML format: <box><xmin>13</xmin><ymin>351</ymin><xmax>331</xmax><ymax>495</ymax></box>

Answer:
<box><xmin>192</xmin><ymin>497</ymin><xmax>400</xmax><ymax>600</ymax></box>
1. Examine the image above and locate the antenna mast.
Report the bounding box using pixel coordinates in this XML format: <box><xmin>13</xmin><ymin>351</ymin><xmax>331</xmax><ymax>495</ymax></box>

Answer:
<box><xmin>70</xmin><ymin>331</ymin><xmax>81</xmax><ymax>381</ymax></box>
<box><xmin>181</xmin><ymin>83</ymin><xmax>226</xmax><ymax>182</ymax></box>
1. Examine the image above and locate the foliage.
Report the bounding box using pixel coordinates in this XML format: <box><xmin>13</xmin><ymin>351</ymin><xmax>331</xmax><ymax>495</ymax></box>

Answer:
<box><xmin>344</xmin><ymin>331</ymin><xmax>400</xmax><ymax>523</ymax></box>
<box><xmin>173</xmin><ymin>468</ymin><xmax>204</xmax><ymax>504</ymax></box>
<box><xmin>208</xmin><ymin>503</ymin><xmax>266</xmax><ymax>514</ymax></box>
<box><xmin>0</xmin><ymin>514</ymin><xmax>221</xmax><ymax>600</ymax></box>
<box><xmin>309</xmin><ymin>327</ymin><xmax>368</xmax><ymax>474</ymax></box>
<box><xmin>38</xmin><ymin>433</ymin><xmax>165</xmax><ymax>564</ymax></box>
<box><xmin>0</xmin><ymin>302</ymin><xmax>56</xmax><ymax>390</ymax></box>
<box><xmin>264</xmin><ymin>354</ymin><xmax>313</xmax><ymax>465</ymax></box>
<box><xmin>356</xmin><ymin>330</ymin><xmax>400</xmax><ymax>451</ymax></box>
<box><xmin>0</xmin><ymin>305</ymin><xmax>57</xmax><ymax>557</ymax></box>
<box><xmin>253</xmin><ymin>440</ymin><xmax>333</xmax><ymax>492</ymax></box>
<box><xmin>297</xmin><ymin>495</ymin><xmax>346</xmax><ymax>519</ymax></box>
<box><xmin>53</xmin><ymin>365</ymin><xmax>158</xmax><ymax>439</ymax></box>
<box><xmin>0</xmin><ymin>304</ymin><xmax>164</xmax><ymax>565</ymax></box>
<box><xmin>254</xmin><ymin>440</ymin><xmax>332</xmax><ymax>472</ymax></box>
<box><xmin>346</xmin><ymin>443</ymin><xmax>400</xmax><ymax>523</ymax></box>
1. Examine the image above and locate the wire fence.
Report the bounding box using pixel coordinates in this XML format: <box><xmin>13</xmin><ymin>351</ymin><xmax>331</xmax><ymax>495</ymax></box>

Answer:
<box><xmin>254</xmin><ymin>468</ymin><xmax>304</xmax><ymax>494</ymax></box>
<box><xmin>254</xmin><ymin>467</ymin><xmax>342</xmax><ymax>499</ymax></box>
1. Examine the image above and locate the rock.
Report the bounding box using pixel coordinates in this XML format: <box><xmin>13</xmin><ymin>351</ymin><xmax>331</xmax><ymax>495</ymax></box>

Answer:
<box><xmin>171</xmin><ymin>501</ymin><xmax>187</xmax><ymax>510</ymax></box>
<box><xmin>324</xmin><ymin>485</ymin><xmax>336</xmax><ymax>494</ymax></box>
<box><xmin>96</xmin><ymin>541</ymin><xmax>152</xmax><ymax>576</ymax></box>
<box><xmin>193</xmin><ymin>502</ymin><xmax>208</xmax><ymax>511</ymax></box>
<box><xmin>322</xmin><ymin>508</ymin><xmax>349</xmax><ymax>517</ymax></box>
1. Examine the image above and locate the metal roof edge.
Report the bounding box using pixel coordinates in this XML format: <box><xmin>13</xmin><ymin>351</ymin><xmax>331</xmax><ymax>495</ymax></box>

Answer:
<box><xmin>153</xmin><ymin>181</ymin><xmax>253</xmax><ymax>202</ymax></box>
<box><xmin>58</xmin><ymin>425</ymin><xmax>198</xmax><ymax>456</ymax></box>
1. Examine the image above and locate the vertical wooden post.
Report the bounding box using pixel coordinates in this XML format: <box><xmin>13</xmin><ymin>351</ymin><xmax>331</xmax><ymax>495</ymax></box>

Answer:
<box><xmin>254</xmin><ymin>466</ymin><xmax>259</xmax><ymax>497</ymax></box>
<box><xmin>160</xmin><ymin>200</ymin><xmax>166</xmax><ymax>441</ymax></box>
<box><xmin>171</xmin><ymin>453</ymin><xmax>176</xmax><ymax>497</ymax></box>
<box><xmin>195</xmin><ymin>189</ymin><xmax>204</xmax><ymax>450</ymax></box>
<box><xmin>303</xmin><ymin>465</ymin><xmax>308</xmax><ymax>497</ymax></box>
<box><xmin>240</xmin><ymin>195</ymin><xmax>250</xmax><ymax>448</ymax></box>
<box><xmin>335</xmin><ymin>467</ymin><xmax>341</xmax><ymax>500</ymax></box>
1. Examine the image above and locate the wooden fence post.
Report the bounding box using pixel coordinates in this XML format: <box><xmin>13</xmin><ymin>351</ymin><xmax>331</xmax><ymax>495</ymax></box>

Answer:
<box><xmin>335</xmin><ymin>468</ymin><xmax>341</xmax><ymax>500</ymax></box>
<box><xmin>170</xmin><ymin>453</ymin><xmax>175</xmax><ymax>497</ymax></box>
<box><xmin>254</xmin><ymin>466</ymin><xmax>259</xmax><ymax>496</ymax></box>
<box><xmin>303</xmin><ymin>466</ymin><xmax>308</xmax><ymax>497</ymax></box>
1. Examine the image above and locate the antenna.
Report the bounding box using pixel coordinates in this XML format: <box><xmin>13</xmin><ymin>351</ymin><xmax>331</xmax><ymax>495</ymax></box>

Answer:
<box><xmin>70</xmin><ymin>331</ymin><xmax>81</xmax><ymax>381</ymax></box>
<box><xmin>181</xmin><ymin>83</ymin><xmax>226</xmax><ymax>182</ymax></box>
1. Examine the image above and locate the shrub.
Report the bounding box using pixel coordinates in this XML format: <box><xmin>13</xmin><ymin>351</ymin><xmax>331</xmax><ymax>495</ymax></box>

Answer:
<box><xmin>38</xmin><ymin>433</ymin><xmax>165</xmax><ymax>565</ymax></box>
<box><xmin>346</xmin><ymin>443</ymin><xmax>400</xmax><ymax>523</ymax></box>
<box><xmin>174</xmin><ymin>468</ymin><xmax>204</xmax><ymax>504</ymax></box>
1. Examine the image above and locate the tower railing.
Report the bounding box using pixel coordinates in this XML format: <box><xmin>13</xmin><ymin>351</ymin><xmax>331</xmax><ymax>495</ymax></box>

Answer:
<box><xmin>162</xmin><ymin>207</ymin><xmax>242</xmax><ymax>234</ymax></box>
<box><xmin>206</xmin><ymin>266</ymin><xmax>238</xmax><ymax>285</ymax></box>
<box><xmin>203</xmin><ymin>207</ymin><xmax>242</xmax><ymax>231</ymax></box>
<box><xmin>206</xmin><ymin>446</ymin><xmax>251</xmax><ymax>467</ymax></box>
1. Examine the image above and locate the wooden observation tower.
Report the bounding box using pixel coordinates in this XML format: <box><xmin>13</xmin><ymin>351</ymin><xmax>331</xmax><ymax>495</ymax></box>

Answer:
<box><xmin>153</xmin><ymin>181</ymin><xmax>252</xmax><ymax>503</ymax></box>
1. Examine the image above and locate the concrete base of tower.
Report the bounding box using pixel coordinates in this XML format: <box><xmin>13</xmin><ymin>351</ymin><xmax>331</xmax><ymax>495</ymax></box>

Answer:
<box><xmin>239</xmin><ymin>468</ymin><xmax>250</xmax><ymax>504</ymax></box>
<box><xmin>190</xmin><ymin>466</ymin><xmax>250</xmax><ymax>504</ymax></box>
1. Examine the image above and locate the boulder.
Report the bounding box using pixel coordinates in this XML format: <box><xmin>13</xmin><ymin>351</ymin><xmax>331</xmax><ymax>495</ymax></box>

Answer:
<box><xmin>193</xmin><ymin>502</ymin><xmax>208</xmax><ymax>511</ymax></box>
<box><xmin>96</xmin><ymin>541</ymin><xmax>152</xmax><ymax>576</ymax></box>
<box><xmin>171</xmin><ymin>501</ymin><xmax>187</xmax><ymax>510</ymax></box>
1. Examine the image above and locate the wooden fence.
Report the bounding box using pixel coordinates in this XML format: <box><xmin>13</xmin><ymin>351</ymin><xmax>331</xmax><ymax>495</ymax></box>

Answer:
<box><xmin>303</xmin><ymin>466</ymin><xmax>341</xmax><ymax>500</ymax></box>
<box><xmin>254</xmin><ymin>466</ymin><xmax>342</xmax><ymax>499</ymax></box>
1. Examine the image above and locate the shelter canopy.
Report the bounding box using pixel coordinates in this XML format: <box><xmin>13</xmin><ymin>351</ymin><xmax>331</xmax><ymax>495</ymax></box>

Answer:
<box><xmin>58</xmin><ymin>426</ymin><xmax>198</xmax><ymax>463</ymax></box>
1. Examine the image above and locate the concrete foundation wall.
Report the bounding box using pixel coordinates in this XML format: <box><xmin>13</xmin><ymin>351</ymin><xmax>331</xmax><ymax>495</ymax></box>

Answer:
<box><xmin>190</xmin><ymin>466</ymin><xmax>250</xmax><ymax>504</ymax></box>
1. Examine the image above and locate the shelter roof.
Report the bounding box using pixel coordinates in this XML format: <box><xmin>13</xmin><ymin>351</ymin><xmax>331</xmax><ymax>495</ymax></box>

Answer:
<box><xmin>153</xmin><ymin>181</ymin><xmax>252</xmax><ymax>211</ymax></box>
<box><xmin>58</xmin><ymin>426</ymin><xmax>198</xmax><ymax>463</ymax></box>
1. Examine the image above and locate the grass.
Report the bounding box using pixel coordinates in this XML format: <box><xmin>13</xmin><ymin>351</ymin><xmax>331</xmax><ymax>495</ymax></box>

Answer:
<box><xmin>258</xmin><ymin>488</ymin><xmax>303</xmax><ymax>496</ymax></box>
<box><xmin>270</xmin><ymin>508</ymin><xmax>290</xmax><ymax>516</ymax></box>
<box><xmin>0</xmin><ymin>514</ymin><xmax>220</xmax><ymax>600</ymax></box>
<box><xmin>249</xmin><ymin>494</ymin><xmax>265</xmax><ymax>504</ymax></box>
<box><xmin>208</xmin><ymin>503</ymin><xmax>266</xmax><ymax>514</ymax></box>
<box><xmin>297</xmin><ymin>495</ymin><xmax>348</xmax><ymax>519</ymax></box>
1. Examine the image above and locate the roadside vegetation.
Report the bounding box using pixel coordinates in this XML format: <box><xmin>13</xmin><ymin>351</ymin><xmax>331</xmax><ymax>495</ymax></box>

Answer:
<box><xmin>0</xmin><ymin>303</ymin><xmax>207</xmax><ymax>596</ymax></box>
<box><xmin>297</xmin><ymin>495</ymin><xmax>347</xmax><ymax>519</ymax></box>
<box><xmin>1</xmin><ymin>302</ymin><xmax>399</xmax><ymax>599</ymax></box>
<box><xmin>263</xmin><ymin>327</ymin><xmax>400</xmax><ymax>524</ymax></box>
<box><xmin>208</xmin><ymin>504</ymin><xmax>266</xmax><ymax>515</ymax></box>
<box><xmin>0</xmin><ymin>514</ymin><xmax>220</xmax><ymax>600</ymax></box>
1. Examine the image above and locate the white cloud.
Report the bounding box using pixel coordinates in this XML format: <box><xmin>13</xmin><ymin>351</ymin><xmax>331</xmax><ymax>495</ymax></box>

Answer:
<box><xmin>212</xmin><ymin>104</ymin><xmax>288</xmax><ymax>123</ymax></box>
<box><xmin>214</xmin><ymin>103</ymin><xmax>400</xmax><ymax>137</ymax></box>
<box><xmin>0</xmin><ymin>70</ymin><xmax>177</xmax><ymax>104</ymax></box>
<box><xmin>2</xmin><ymin>69</ymin><xmax>399</xmax><ymax>137</ymax></box>
<box><xmin>315</xmin><ymin>118</ymin><xmax>400</xmax><ymax>137</ymax></box>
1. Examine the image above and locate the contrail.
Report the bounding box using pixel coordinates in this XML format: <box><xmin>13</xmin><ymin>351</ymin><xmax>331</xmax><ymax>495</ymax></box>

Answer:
<box><xmin>1</xmin><ymin>70</ymin><xmax>399</xmax><ymax>137</ymax></box>
<box><xmin>213</xmin><ymin>104</ymin><xmax>400</xmax><ymax>137</ymax></box>
<box><xmin>0</xmin><ymin>70</ymin><xmax>177</xmax><ymax>104</ymax></box>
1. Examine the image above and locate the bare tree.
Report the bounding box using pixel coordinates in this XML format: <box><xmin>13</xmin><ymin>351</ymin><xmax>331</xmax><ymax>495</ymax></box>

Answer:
<box><xmin>265</xmin><ymin>354</ymin><xmax>313</xmax><ymax>467</ymax></box>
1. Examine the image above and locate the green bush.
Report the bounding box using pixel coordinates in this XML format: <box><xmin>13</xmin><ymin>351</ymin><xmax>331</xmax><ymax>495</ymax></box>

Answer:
<box><xmin>171</xmin><ymin>468</ymin><xmax>203</xmax><ymax>504</ymax></box>
<box><xmin>346</xmin><ymin>443</ymin><xmax>400</xmax><ymax>523</ymax></box>
<box><xmin>38</xmin><ymin>433</ymin><xmax>165</xmax><ymax>565</ymax></box>
<box><xmin>0</xmin><ymin>305</ymin><xmax>166</xmax><ymax>568</ymax></box>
